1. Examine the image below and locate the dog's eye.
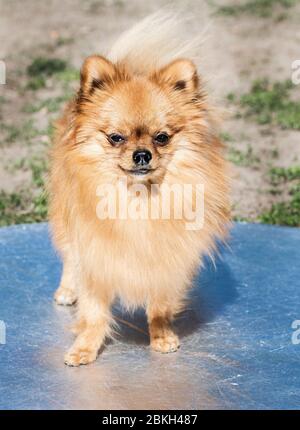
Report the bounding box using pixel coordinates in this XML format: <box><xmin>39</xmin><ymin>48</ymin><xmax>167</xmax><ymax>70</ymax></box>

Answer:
<box><xmin>154</xmin><ymin>132</ymin><xmax>169</xmax><ymax>146</ymax></box>
<box><xmin>108</xmin><ymin>133</ymin><xmax>125</xmax><ymax>146</ymax></box>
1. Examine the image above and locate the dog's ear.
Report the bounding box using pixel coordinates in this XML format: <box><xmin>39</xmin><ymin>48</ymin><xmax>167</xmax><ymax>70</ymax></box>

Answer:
<box><xmin>80</xmin><ymin>55</ymin><xmax>116</xmax><ymax>94</ymax></box>
<box><xmin>156</xmin><ymin>59</ymin><xmax>199</xmax><ymax>94</ymax></box>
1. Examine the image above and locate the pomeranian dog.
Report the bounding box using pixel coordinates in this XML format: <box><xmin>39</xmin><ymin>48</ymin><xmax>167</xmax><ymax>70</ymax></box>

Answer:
<box><xmin>49</xmin><ymin>13</ymin><xmax>230</xmax><ymax>366</ymax></box>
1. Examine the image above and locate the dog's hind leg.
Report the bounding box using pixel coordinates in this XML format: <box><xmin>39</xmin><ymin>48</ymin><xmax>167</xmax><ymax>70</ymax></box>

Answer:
<box><xmin>147</xmin><ymin>298</ymin><xmax>182</xmax><ymax>354</ymax></box>
<box><xmin>54</xmin><ymin>250</ymin><xmax>78</xmax><ymax>306</ymax></box>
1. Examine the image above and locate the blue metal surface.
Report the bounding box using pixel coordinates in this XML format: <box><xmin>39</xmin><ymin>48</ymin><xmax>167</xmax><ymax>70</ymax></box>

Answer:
<box><xmin>0</xmin><ymin>222</ymin><xmax>299</xmax><ymax>410</ymax></box>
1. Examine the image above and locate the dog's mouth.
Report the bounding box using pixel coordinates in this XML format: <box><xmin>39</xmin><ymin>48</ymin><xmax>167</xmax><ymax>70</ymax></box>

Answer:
<box><xmin>119</xmin><ymin>166</ymin><xmax>156</xmax><ymax>176</ymax></box>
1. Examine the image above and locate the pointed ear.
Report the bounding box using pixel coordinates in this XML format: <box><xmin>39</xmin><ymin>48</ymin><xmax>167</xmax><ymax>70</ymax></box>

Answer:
<box><xmin>80</xmin><ymin>55</ymin><xmax>116</xmax><ymax>94</ymax></box>
<box><xmin>156</xmin><ymin>59</ymin><xmax>199</xmax><ymax>93</ymax></box>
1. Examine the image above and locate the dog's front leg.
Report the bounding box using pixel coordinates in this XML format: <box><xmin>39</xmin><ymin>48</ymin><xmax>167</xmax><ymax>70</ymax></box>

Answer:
<box><xmin>64</xmin><ymin>279</ymin><xmax>114</xmax><ymax>366</ymax></box>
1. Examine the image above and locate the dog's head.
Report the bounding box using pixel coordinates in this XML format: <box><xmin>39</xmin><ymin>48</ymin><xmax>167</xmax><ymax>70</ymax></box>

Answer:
<box><xmin>75</xmin><ymin>55</ymin><xmax>206</xmax><ymax>184</ymax></box>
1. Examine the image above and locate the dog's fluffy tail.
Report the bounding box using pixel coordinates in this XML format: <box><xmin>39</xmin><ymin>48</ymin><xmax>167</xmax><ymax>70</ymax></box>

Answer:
<box><xmin>107</xmin><ymin>11</ymin><xmax>204</xmax><ymax>74</ymax></box>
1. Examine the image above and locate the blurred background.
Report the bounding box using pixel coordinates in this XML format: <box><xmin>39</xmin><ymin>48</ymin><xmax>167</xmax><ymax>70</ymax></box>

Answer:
<box><xmin>0</xmin><ymin>0</ymin><xmax>299</xmax><ymax>227</ymax></box>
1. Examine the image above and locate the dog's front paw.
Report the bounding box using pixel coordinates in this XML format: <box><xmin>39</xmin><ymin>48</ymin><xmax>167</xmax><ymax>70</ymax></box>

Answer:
<box><xmin>151</xmin><ymin>333</ymin><xmax>180</xmax><ymax>353</ymax></box>
<box><xmin>54</xmin><ymin>286</ymin><xmax>77</xmax><ymax>306</ymax></box>
<box><xmin>64</xmin><ymin>347</ymin><xmax>98</xmax><ymax>366</ymax></box>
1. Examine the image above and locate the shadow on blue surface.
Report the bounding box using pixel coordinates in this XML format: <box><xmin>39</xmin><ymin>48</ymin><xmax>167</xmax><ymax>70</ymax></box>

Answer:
<box><xmin>114</xmin><ymin>254</ymin><xmax>239</xmax><ymax>345</ymax></box>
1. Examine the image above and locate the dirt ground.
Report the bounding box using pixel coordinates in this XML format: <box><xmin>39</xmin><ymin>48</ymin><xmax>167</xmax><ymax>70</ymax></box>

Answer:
<box><xmin>0</xmin><ymin>0</ymin><xmax>300</xmax><ymax>225</ymax></box>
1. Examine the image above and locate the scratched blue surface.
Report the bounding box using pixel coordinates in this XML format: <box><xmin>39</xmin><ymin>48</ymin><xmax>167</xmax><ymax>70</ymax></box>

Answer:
<box><xmin>0</xmin><ymin>222</ymin><xmax>299</xmax><ymax>410</ymax></box>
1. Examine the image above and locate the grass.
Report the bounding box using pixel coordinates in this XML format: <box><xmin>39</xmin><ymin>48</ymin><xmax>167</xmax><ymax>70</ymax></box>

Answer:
<box><xmin>27</xmin><ymin>57</ymin><xmax>67</xmax><ymax>77</ymax></box>
<box><xmin>226</xmin><ymin>79</ymin><xmax>300</xmax><ymax>226</ymax></box>
<box><xmin>0</xmin><ymin>55</ymin><xmax>79</xmax><ymax>226</ymax></box>
<box><xmin>228</xmin><ymin>145</ymin><xmax>260</xmax><ymax>167</ymax></box>
<box><xmin>269</xmin><ymin>166</ymin><xmax>300</xmax><ymax>183</ymax></box>
<box><xmin>260</xmin><ymin>188</ymin><xmax>300</xmax><ymax>226</ymax></box>
<box><xmin>5</xmin><ymin>155</ymin><xmax>48</xmax><ymax>186</ymax></box>
<box><xmin>56</xmin><ymin>68</ymin><xmax>79</xmax><ymax>84</ymax></box>
<box><xmin>0</xmin><ymin>153</ymin><xmax>48</xmax><ymax>226</ymax></box>
<box><xmin>26</xmin><ymin>57</ymin><xmax>66</xmax><ymax>90</ymax></box>
<box><xmin>0</xmin><ymin>120</ymin><xmax>40</xmax><ymax>145</ymax></box>
<box><xmin>55</xmin><ymin>36</ymin><xmax>74</xmax><ymax>47</ymax></box>
<box><xmin>0</xmin><ymin>189</ymin><xmax>47</xmax><ymax>226</ymax></box>
<box><xmin>88</xmin><ymin>0</ymin><xmax>125</xmax><ymax>12</ymax></box>
<box><xmin>226</xmin><ymin>92</ymin><xmax>236</xmax><ymax>102</ymax></box>
<box><xmin>220</xmin><ymin>131</ymin><xmax>234</xmax><ymax>142</ymax></box>
<box><xmin>217</xmin><ymin>0</ymin><xmax>296</xmax><ymax>17</ymax></box>
<box><xmin>29</xmin><ymin>157</ymin><xmax>48</xmax><ymax>188</ymax></box>
<box><xmin>237</xmin><ymin>79</ymin><xmax>300</xmax><ymax>129</ymax></box>
<box><xmin>222</xmin><ymin>133</ymin><xmax>261</xmax><ymax>168</ymax></box>
<box><xmin>26</xmin><ymin>76</ymin><xmax>46</xmax><ymax>91</ymax></box>
<box><xmin>260</xmin><ymin>166</ymin><xmax>300</xmax><ymax>226</ymax></box>
<box><xmin>233</xmin><ymin>215</ymin><xmax>252</xmax><ymax>222</ymax></box>
<box><xmin>24</xmin><ymin>94</ymin><xmax>72</xmax><ymax>114</ymax></box>
<box><xmin>270</xmin><ymin>148</ymin><xmax>279</xmax><ymax>159</ymax></box>
<box><xmin>26</xmin><ymin>57</ymin><xmax>78</xmax><ymax>91</ymax></box>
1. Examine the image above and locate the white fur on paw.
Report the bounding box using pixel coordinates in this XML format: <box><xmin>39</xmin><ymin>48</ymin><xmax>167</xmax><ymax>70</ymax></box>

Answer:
<box><xmin>151</xmin><ymin>334</ymin><xmax>180</xmax><ymax>353</ymax></box>
<box><xmin>64</xmin><ymin>348</ymin><xmax>97</xmax><ymax>366</ymax></box>
<box><xmin>54</xmin><ymin>288</ymin><xmax>77</xmax><ymax>306</ymax></box>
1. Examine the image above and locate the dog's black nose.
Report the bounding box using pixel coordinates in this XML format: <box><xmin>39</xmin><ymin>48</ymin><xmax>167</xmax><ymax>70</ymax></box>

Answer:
<box><xmin>133</xmin><ymin>149</ymin><xmax>152</xmax><ymax>166</ymax></box>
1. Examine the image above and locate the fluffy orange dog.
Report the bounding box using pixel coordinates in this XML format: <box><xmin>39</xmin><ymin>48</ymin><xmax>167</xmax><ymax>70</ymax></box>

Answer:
<box><xmin>49</xmin><ymin>14</ymin><xmax>230</xmax><ymax>366</ymax></box>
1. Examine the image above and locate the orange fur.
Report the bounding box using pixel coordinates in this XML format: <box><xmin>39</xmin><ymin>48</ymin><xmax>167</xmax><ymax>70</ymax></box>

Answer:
<box><xmin>48</xmin><ymin>18</ymin><xmax>230</xmax><ymax>366</ymax></box>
